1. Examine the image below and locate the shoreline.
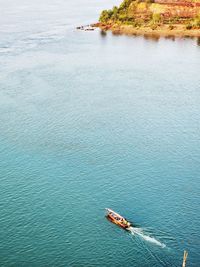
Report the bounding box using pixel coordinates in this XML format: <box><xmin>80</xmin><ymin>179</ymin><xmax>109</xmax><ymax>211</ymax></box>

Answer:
<box><xmin>95</xmin><ymin>23</ymin><xmax>200</xmax><ymax>38</ymax></box>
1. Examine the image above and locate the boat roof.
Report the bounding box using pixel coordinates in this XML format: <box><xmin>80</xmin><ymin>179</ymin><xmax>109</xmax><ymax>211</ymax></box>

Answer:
<box><xmin>105</xmin><ymin>208</ymin><xmax>124</xmax><ymax>219</ymax></box>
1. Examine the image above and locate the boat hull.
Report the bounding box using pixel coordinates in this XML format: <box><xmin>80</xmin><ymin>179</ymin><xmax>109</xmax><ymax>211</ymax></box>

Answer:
<box><xmin>105</xmin><ymin>208</ymin><xmax>131</xmax><ymax>229</ymax></box>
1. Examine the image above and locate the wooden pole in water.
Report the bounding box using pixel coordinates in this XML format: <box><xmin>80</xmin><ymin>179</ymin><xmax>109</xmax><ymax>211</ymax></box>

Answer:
<box><xmin>182</xmin><ymin>251</ymin><xmax>188</xmax><ymax>267</ymax></box>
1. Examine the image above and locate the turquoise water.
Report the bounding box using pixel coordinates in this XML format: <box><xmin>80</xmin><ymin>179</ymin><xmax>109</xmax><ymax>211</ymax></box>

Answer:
<box><xmin>0</xmin><ymin>0</ymin><xmax>200</xmax><ymax>266</ymax></box>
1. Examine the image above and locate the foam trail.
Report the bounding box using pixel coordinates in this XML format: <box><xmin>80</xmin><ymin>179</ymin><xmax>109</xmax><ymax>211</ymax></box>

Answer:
<box><xmin>128</xmin><ymin>227</ymin><xmax>166</xmax><ymax>248</ymax></box>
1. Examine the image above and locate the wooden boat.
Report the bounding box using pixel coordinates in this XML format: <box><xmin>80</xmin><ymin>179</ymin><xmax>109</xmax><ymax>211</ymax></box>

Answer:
<box><xmin>105</xmin><ymin>208</ymin><xmax>131</xmax><ymax>229</ymax></box>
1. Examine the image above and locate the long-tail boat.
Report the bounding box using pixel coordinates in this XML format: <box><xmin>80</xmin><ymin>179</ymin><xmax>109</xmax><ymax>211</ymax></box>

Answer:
<box><xmin>105</xmin><ymin>208</ymin><xmax>131</xmax><ymax>229</ymax></box>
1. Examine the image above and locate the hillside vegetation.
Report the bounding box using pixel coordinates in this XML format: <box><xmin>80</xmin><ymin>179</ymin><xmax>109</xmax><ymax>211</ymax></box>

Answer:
<box><xmin>99</xmin><ymin>0</ymin><xmax>200</xmax><ymax>34</ymax></box>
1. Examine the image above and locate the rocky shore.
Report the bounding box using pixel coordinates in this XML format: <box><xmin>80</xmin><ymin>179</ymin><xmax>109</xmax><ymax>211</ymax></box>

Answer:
<box><xmin>97</xmin><ymin>22</ymin><xmax>200</xmax><ymax>37</ymax></box>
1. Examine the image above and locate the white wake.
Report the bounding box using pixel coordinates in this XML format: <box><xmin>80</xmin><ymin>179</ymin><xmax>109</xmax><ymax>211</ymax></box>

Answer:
<box><xmin>128</xmin><ymin>227</ymin><xmax>166</xmax><ymax>248</ymax></box>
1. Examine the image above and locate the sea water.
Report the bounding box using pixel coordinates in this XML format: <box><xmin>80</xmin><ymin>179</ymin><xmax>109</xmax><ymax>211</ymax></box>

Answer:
<box><xmin>0</xmin><ymin>0</ymin><xmax>200</xmax><ymax>266</ymax></box>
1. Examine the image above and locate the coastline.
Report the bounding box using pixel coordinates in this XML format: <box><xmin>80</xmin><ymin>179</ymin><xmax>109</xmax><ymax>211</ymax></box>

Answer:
<box><xmin>96</xmin><ymin>23</ymin><xmax>200</xmax><ymax>38</ymax></box>
<box><xmin>97</xmin><ymin>0</ymin><xmax>200</xmax><ymax>39</ymax></box>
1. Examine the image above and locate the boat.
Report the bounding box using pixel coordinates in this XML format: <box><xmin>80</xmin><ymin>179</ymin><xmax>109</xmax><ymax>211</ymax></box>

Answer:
<box><xmin>76</xmin><ymin>25</ymin><xmax>95</xmax><ymax>31</ymax></box>
<box><xmin>105</xmin><ymin>208</ymin><xmax>131</xmax><ymax>229</ymax></box>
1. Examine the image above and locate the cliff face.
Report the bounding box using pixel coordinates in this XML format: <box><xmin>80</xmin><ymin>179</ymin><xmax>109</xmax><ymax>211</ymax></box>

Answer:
<box><xmin>149</xmin><ymin>0</ymin><xmax>200</xmax><ymax>19</ymax></box>
<box><xmin>99</xmin><ymin>0</ymin><xmax>200</xmax><ymax>31</ymax></box>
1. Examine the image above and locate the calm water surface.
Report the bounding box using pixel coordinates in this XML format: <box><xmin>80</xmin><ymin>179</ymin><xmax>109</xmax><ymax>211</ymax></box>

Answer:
<box><xmin>0</xmin><ymin>0</ymin><xmax>200</xmax><ymax>266</ymax></box>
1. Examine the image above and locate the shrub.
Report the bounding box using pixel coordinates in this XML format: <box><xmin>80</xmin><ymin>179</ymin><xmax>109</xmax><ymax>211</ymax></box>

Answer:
<box><xmin>152</xmin><ymin>13</ymin><xmax>161</xmax><ymax>23</ymax></box>
<box><xmin>151</xmin><ymin>24</ymin><xmax>158</xmax><ymax>30</ymax></box>
<box><xmin>131</xmin><ymin>21</ymin><xmax>138</xmax><ymax>27</ymax></box>
<box><xmin>193</xmin><ymin>16</ymin><xmax>200</xmax><ymax>28</ymax></box>
<box><xmin>186</xmin><ymin>24</ymin><xmax>192</xmax><ymax>30</ymax></box>
<box><xmin>135</xmin><ymin>18</ymin><xmax>145</xmax><ymax>27</ymax></box>
<box><xmin>118</xmin><ymin>14</ymin><xmax>128</xmax><ymax>22</ymax></box>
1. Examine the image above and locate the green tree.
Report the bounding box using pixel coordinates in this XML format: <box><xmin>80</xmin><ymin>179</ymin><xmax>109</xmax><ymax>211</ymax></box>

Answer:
<box><xmin>112</xmin><ymin>6</ymin><xmax>119</xmax><ymax>20</ymax></box>
<box><xmin>99</xmin><ymin>9</ymin><xmax>113</xmax><ymax>22</ymax></box>
<box><xmin>119</xmin><ymin>0</ymin><xmax>133</xmax><ymax>10</ymax></box>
